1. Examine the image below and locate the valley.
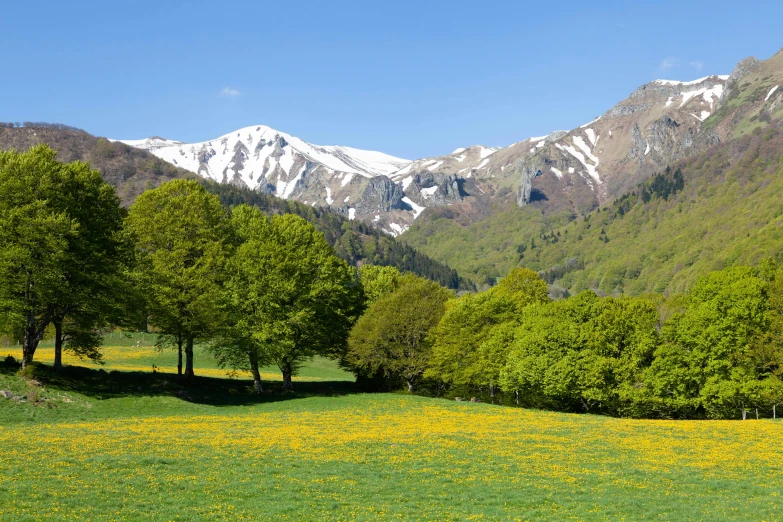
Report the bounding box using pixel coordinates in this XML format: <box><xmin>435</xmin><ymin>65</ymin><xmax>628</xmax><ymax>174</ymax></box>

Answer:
<box><xmin>3</xmin><ymin>9</ymin><xmax>783</xmax><ymax>519</ymax></box>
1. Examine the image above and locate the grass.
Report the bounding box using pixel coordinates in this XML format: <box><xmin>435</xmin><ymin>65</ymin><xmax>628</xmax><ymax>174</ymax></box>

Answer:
<box><xmin>1</xmin><ymin>331</ymin><xmax>353</xmax><ymax>382</ymax></box>
<box><xmin>1</xmin><ymin>338</ymin><xmax>782</xmax><ymax>520</ymax></box>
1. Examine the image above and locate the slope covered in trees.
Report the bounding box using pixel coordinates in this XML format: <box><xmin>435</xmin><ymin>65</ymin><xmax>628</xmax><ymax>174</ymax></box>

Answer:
<box><xmin>404</xmin><ymin>121</ymin><xmax>783</xmax><ymax>295</ymax></box>
<box><xmin>0</xmin><ymin>125</ymin><xmax>470</xmax><ymax>290</ymax></box>
<box><xmin>0</xmin><ymin>123</ymin><xmax>194</xmax><ymax>204</ymax></box>
<box><xmin>205</xmin><ymin>182</ymin><xmax>473</xmax><ymax>290</ymax></box>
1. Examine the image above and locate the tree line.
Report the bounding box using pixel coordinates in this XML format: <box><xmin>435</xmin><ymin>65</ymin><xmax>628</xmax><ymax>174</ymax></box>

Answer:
<box><xmin>0</xmin><ymin>145</ymin><xmax>367</xmax><ymax>388</ymax></box>
<box><xmin>3</xmin><ymin>144</ymin><xmax>782</xmax><ymax>420</ymax></box>
<box><xmin>351</xmin><ymin>263</ymin><xmax>783</xmax><ymax>419</ymax></box>
<box><xmin>203</xmin><ymin>182</ymin><xmax>473</xmax><ymax>291</ymax></box>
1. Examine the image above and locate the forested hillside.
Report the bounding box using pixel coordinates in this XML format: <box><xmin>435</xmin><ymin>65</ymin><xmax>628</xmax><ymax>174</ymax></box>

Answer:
<box><xmin>203</xmin><ymin>182</ymin><xmax>472</xmax><ymax>290</ymax></box>
<box><xmin>405</xmin><ymin>122</ymin><xmax>783</xmax><ymax>295</ymax></box>
<box><xmin>0</xmin><ymin>123</ymin><xmax>194</xmax><ymax>204</ymax></box>
<box><xmin>0</xmin><ymin>124</ymin><xmax>470</xmax><ymax>290</ymax></box>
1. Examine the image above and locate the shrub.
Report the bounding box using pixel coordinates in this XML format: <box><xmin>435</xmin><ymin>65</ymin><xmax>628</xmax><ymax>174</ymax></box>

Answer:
<box><xmin>17</xmin><ymin>362</ymin><xmax>41</xmax><ymax>380</ymax></box>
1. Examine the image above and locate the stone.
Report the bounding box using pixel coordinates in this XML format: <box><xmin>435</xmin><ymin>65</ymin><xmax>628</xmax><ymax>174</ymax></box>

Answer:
<box><xmin>354</xmin><ymin>175</ymin><xmax>406</xmax><ymax>213</ymax></box>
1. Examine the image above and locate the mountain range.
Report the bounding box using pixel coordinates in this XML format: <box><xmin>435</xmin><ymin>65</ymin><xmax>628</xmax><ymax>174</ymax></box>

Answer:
<box><xmin>115</xmin><ymin>49</ymin><xmax>782</xmax><ymax>241</ymax></box>
<box><xmin>4</xmin><ymin>47</ymin><xmax>783</xmax><ymax>295</ymax></box>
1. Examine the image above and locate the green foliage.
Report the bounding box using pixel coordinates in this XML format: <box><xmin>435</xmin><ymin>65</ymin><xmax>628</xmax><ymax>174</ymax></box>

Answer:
<box><xmin>358</xmin><ymin>264</ymin><xmax>401</xmax><ymax>306</ymax></box>
<box><xmin>0</xmin><ymin>144</ymin><xmax>133</xmax><ymax>369</ymax></box>
<box><xmin>16</xmin><ymin>361</ymin><xmax>41</xmax><ymax>380</ymax></box>
<box><xmin>499</xmin><ymin>292</ymin><xmax>660</xmax><ymax>414</ymax></box>
<box><xmin>634</xmin><ymin>266</ymin><xmax>770</xmax><ymax>418</ymax></box>
<box><xmin>422</xmin><ymin>262</ymin><xmax>783</xmax><ymax>419</ymax></box>
<box><xmin>215</xmin><ymin>206</ymin><xmax>361</xmax><ymax>390</ymax></box>
<box><xmin>204</xmin><ymin>181</ymin><xmax>474</xmax><ymax>291</ymax></box>
<box><xmin>126</xmin><ymin>179</ymin><xmax>231</xmax><ymax>379</ymax></box>
<box><xmin>426</xmin><ymin>268</ymin><xmax>549</xmax><ymax>391</ymax></box>
<box><xmin>346</xmin><ymin>274</ymin><xmax>452</xmax><ymax>391</ymax></box>
<box><xmin>402</xmin><ymin>202</ymin><xmax>568</xmax><ymax>287</ymax></box>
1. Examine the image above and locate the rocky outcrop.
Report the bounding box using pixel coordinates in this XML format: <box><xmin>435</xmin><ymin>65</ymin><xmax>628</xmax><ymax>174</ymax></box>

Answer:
<box><xmin>723</xmin><ymin>56</ymin><xmax>761</xmax><ymax>99</ymax></box>
<box><xmin>514</xmin><ymin>158</ymin><xmax>541</xmax><ymax>207</ymax></box>
<box><xmin>628</xmin><ymin>123</ymin><xmax>646</xmax><ymax>160</ymax></box>
<box><xmin>606</xmin><ymin>103</ymin><xmax>653</xmax><ymax>118</ymax></box>
<box><xmin>354</xmin><ymin>175</ymin><xmax>406</xmax><ymax>213</ymax></box>
<box><xmin>629</xmin><ymin>77</ymin><xmax>726</xmax><ymax>100</ymax></box>
<box><xmin>224</xmin><ymin>141</ymin><xmax>249</xmax><ymax>185</ymax></box>
<box><xmin>727</xmin><ymin>57</ymin><xmax>760</xmax><ymax>88</ymax></box>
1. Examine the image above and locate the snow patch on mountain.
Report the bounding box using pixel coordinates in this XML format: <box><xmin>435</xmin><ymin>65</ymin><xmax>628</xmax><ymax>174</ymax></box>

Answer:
<box><xmin>116</xmin><ymin>125</ymin><xmax>411</xmax><ymax>191</ymax></box>
<box><xmin>654</xmin><ymin>75</ymin><xmax>729</xmax><ymax>86</ymax></box>
<box><xmin>402</xmin><ymin>197</ymin><xmax>425</xmax><ymax>219</ymax></box>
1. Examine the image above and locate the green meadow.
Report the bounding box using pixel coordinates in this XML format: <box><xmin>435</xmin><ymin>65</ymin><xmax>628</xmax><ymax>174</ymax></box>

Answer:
<box><xmin>1</xmin><ymin>335</ymin><xmax>782</xmax><ymax>521</ymax></box>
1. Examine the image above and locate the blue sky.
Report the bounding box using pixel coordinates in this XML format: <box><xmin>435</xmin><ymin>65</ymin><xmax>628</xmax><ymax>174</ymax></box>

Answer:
<box><xmin>1</xmin><ymin>1</ymin><xmax>781</xmax><ymax>159</ymax></box>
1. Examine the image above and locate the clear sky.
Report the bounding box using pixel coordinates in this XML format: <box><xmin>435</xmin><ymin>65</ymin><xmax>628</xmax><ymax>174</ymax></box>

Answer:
<box><xmin>2</xmin><ymin>0</ymin><xmax>781</xmax><ymax>159</ymax></box>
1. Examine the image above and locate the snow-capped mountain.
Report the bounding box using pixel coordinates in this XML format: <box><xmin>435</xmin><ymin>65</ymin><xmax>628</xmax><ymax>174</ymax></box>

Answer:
<box><xmin>120</xmin><ymin>125</ymin><xmax>409</xmax><ymax>185</ymax></box>
<box><xmin>393</xmin><ymin>73</ymin><xmax>733</xmax><ymax>217</ymax></box>
<box><xmin>117</xmin><ymin>126</ymin><xmax>427</xmax><ymax>232</ymax></box>
<box><xmin>117</xmin><ymin>50</ymin><xmax>783</xmax><ymax>236</ymax></box>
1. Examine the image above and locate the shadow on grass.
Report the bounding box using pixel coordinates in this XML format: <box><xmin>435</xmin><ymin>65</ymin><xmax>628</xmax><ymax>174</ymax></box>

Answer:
<box><xmin>0</xmin><ymin>359</ymin><xmax>359</xmax><ymax>407</ymax></box>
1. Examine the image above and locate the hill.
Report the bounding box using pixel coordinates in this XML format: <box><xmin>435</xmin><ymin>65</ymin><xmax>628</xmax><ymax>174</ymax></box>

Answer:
<box><xmin>405</xmin><ymin>123</ymin><xmax>783</xmax><ymax>293</ymax></box>
<box><xmin>0</xmin><ymin>123</ymin><xmax>195</xmax><ymax>204</ymax></box>
<box><xmin>204</xmin><ymin>182</ymin><xmax>472</xmax><ymax>290</ymax></box>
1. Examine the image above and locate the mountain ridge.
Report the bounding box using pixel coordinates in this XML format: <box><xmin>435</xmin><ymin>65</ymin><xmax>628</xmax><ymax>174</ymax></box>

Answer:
<box><xmin>115</xmin><ymin>65</ymin><xmax>752</xmax><ymax>237</ymax></box>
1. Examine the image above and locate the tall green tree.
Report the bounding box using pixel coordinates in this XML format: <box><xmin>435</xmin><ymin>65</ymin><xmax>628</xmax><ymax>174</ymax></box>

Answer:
<box><xmin>655</xmin><ymin>266</ymin><xmax>769</xmax><ymax>418</ymax></box>
<box><xmin>214</xmin><ymin>207</ymin><xmax>360</xmax><ymax>390</ymax></box>
<box><xmin>47</xmin><ymin>154</ymin><xmax>135</xmax><ymax>370</ymax></box>
<box><xmin>0</xmin><ymin>144</ymin><xmax>133</xmax><ymax>369</ymax></box>
<box><xmin>347</xmin><ymin>274</ymin><xmax>452</xmax><ymax>392</ymax></box>
<box><xmin>501</xmin><ymin>291</ymin><xmax>659</xmax><ymax>414</ymax></box>
<box><xmin>426</xmin><ymin>268</ymin><xmax>549</xmax><ymax>393</ymax></box>
<box><xmin>126</xmin><ymin>179</ymin><xmax>231</xmax><ymax>380</ymax></box>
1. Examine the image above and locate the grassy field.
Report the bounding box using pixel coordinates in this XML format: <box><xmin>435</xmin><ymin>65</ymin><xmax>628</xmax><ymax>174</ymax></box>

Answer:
<box><xmin>1</xmin><ymin>332</ymin><xmax>353</xmax><ymax>382</ymax></box>
<box><xmin>1</xmin><ymin>338</ymin><xmax>782</xmax><ymax>520</ymax></box>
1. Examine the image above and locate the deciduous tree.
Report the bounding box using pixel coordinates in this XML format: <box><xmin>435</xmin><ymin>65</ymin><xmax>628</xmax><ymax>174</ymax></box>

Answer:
<box><xmin>347</xmin><ymin>274</ymin><xmax>452</xmax><ymax>392</ymax></box>
<box><xmin>214</xmin><ymin>207</ymin><xmax>360</xmax><ymax>391</ymax></box>
<box><xmin>126</xmin><ymin>179</ymin><xmax>231</xmax><ymax>380</ymax></box>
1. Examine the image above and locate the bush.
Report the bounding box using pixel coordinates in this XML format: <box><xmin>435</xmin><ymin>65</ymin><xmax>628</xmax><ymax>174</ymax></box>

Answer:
<box><xmin>17</xmin><ymin>362</ymin><xmax>41</xmax><ymax>380</ymax></box>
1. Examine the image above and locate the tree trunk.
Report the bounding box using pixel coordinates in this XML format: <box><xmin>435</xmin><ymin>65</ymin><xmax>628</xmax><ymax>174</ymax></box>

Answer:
<box><xmin>489</xmin><ymin>384</ymin><xmax>495</xmax><ymax>398</ymax></box>
<box><xmin>282</xmin><ymin>368</ymin><xmax>294</xmax><ymax>391</ymax></box>
<box><xmin>280</xmin><ymin>361</ymin><xmax>294</xmax><ymax>391</ymax></box>
<box><xmin>742</xmin><ymin>405</ymin><xmax>747</xmax><ymax>420</ymax></box>
<box><xmin>177</xmin><ymin>337</ymin><xmax>183</xmax><ymax>377</ymax></box>
<box><xmin>249</xmin><ymin>351</ymin><xmax>263</xmax><ymax>394</ymax></box>
<box><xmin>774</xmin><ymin>405</ymin><xmax>776</xmax><ymax>419</ymax></box>
<box><xmin>755</xmin><ymin>408</ymin><xmax>759</xmax><ymax>420</ymax></box>
<box><xmin>21</xmin><ymin>310</ymin><xmax>48</xmax><ymax>369</ymax></box>
<box><xmin>53</xmin><ymin>319</ymin><xmax>64</xmax><ymax>371</ymax></box>
<box><xmin>406</xmin><ymin>379</ymin><xmax>415</xmax><ymax>393</ymax></box>
<box><xmin>184</xmin><ymin>336</ymin><xmax>194</xmax><ymax>380</ymax></box>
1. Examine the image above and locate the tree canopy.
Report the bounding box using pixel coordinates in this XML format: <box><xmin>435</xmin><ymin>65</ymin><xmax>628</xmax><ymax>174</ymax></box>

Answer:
<box><xmin>0</xmin><ymin>144</ymin><xmax>133</xmax><ymax>369</ymax></box>
<box><xmin>126</xmin><ymin>179</ymin><xmax>231</xmax><ymax>380</ymax></box>
<box><xmin>347</xmin><ymin>274</ymin><xmax>452</xmax><ymax>392</ymax></box>
<box><xmin>214</xmin><ymin>206</ymin><xmax>361</xmax><ymax>390</ymax></box>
